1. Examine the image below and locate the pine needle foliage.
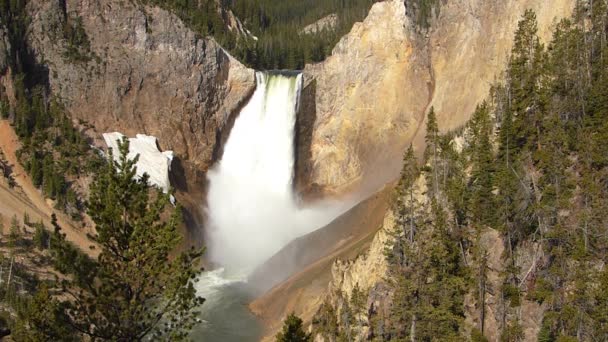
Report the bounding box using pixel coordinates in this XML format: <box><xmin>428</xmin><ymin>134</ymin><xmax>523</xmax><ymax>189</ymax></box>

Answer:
<box><xmin>17</xmin><ymin>138</ymin><xmax>205</xmax><ymax>341</ymax></box>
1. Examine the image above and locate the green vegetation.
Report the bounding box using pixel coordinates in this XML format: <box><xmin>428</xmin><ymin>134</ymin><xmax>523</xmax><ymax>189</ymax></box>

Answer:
<box><xmin>276</xmin><ymin>313</ymin><xmax>311</xmax><ymax>342</ymax></box>
<box><xmin>14</xmin><ymin>93</ymin><xmax>104</xmax><ymax>220</ymax></box>
<box><xmin>385</xmin><ymin>115</ymin><xmax>470</xmax><ymax>341</ymax></box>
<box><xmin>0</xmin><ymin>215</ymin><xmax>61</xmax><ymax>341</ymax></box>
<box><xmin>61</xmin><ymin>16</ymin><xmax>94</xmax><ymax>63</ymax></box>
<box><xmin>311</xmin><ymin>300</ymin><xmax>342</xmax><ymax>339</ymax></box>
<box><xmin>0</xmin><ymin>100</ymin><xmax>9</xmax><ymax>119</ymax></box>
<box><xmin>138</xmin><ymin>0</ymin><xmax>377</xmax><ymax>70</ymax></box>
<box><xmin>227</xmin><ymin>0</ymin><xmax>377</xmax><ymax>69</ymax></box>
<box><xmin>139</xmin><ymin>0</ymin><xmax>232</xmax><ymax>45</ymax></box>
<box><xmin>3</xmin><ymin>139</ymin><xmax>205</xmax><ymax>340</ymax></box>
<box><xmin>385</xmin><ymin>4</ymin><xmax>608</xmax><ymax>340</ymax></box>
<box><xmin>0</xmin><ymin>1</ymin><xmax>103</xmax><ymax>220</ymax></box>
<box><xmin>406</xmin><ymin>0</ymin><xmax>442</xmax><ymax>28</ymax></box>
<box><xmin>0</xmin><ymin>150</ymin><xmax>16</xmax><ymax>188</ymax></box>
<box><xmin>312</xmin><ymin>2</ymin><xmax>608</xmax><ymax>340</ymax></box>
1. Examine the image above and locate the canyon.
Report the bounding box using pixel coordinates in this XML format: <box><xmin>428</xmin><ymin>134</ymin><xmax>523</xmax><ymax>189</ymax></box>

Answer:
<box><xmin>0</xmin><ymin>0</ymin><xmax>578</xmax><ymax>340</ymax></box>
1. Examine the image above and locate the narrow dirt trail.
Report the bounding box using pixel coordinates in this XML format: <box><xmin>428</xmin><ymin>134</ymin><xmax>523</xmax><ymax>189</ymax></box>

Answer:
<box><xmin>0</xmin><ymin>120</ymin><xmax>97</xmax><ymax>256</ymax></box>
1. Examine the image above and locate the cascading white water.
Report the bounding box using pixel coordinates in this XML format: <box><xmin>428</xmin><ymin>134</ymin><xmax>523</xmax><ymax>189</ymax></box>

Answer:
<box><xmin>205</xmin><ymin>72</ymin><xmax>345</xmax><ymax>274</ymax></box>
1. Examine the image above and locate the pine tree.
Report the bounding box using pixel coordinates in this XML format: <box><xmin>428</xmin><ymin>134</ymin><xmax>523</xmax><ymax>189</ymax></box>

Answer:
<box><xmin>388</xmin><ymin>196</ymin><xmax>469</xmax><ymax>342</ymax></box>
<box><xmin>591</xmin><ymin>267</ymin><xmax>608</xmax><ymax>339</ymax></box>
<box><xmin>29</xmin><ymin>154</ymin><xmax>43</xmax><ymax>188</ymax></box>
<box><xmin>276</xmin><ymin>313</ymin><xmax>311</xmax><ymax>342</ymax></box>
<box><xmin>312</xmin><ymin>300</ymin><xmax>339</xmax><ymax>339</ymax></box>
<box><xmin>495</xmin><ymin>98</ymin><xmax>520</xmax><ymax>256</ymax></box>
<box><xmin>33</xmin><ymin>221</ymin><xmax>49</xmax><ymax>250</ymax></box>
<box><xmin>8</xmin><ymin>215</ymin><xmax>20</xmax><ymax>250</ymax></box>
<box><xmin>350</xmin><ymin>283</ymin><xmax>366</xmax><ymax>334</ymax></box>
<box><xmin>395</xmin><ymin>144</ymin><xmax>419</xmax><ymax>244</ymax></box>
<box><xmin>509</xmin><ymin>9</ymin><xmax>547</xmax><ymax>151</ymax></box>
<box><xmin>12</xmin><ymin>284</ymin><xmax>77</xmax><ymax>342</ymax></box>
<box><xmin>424</xmin><ymin>107</ymin><xmax>440</xmax><ymax>199</ymax></box>
<box><xmin>24</xmin><ymin>138</ymin><xmax>205</xmax><ymax>340</ymax></box>
<box><xmin>468</xmin><ymin>103</ymin><xmax>496</xmax><ymax>227</ymax></box>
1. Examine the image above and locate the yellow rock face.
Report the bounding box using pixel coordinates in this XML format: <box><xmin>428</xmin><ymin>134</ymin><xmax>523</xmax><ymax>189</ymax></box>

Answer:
<box><xmin>301</xmin><ymin>0</ymin><xmax>574</xmax><ymax>198</ymax></box>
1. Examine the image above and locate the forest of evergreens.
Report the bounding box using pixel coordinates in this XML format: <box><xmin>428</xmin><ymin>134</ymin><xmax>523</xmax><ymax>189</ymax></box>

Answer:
<box><xmin>0</xmin><ymin>140</ymin><xmax>204</xmax><ymax>340</ymax></box>
<box><xmin>138</xmin><ymin>0</ymin><xmax>378</xmax><ymax>70</ymax></box>
<box><xmin>310</xmin><ymin>2</ymin><xmax>608</xmax><ymax>341</ymax></box>
<box><xmin>0</xmin><ymin>0</ymin><xmax>103</xmax><ymax>221</ymax></box>
<box><xmin>225</xmin><ymin>0</ymin><xmax>377</xmax><ymax>69</ymax></box>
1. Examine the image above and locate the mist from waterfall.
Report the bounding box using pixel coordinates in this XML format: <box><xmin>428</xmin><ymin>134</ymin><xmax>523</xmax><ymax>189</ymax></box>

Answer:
<box><xmin>205</xmin><ymin>72</ymin><xmax>346</xmax><ymax>274</ymax></box>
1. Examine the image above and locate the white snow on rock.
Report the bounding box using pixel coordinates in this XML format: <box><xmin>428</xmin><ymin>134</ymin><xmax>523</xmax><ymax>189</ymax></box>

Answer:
<box><xmin>102</xmin><ymin>132</ymin><xmax>174</xmax><ymax>193</ymax></box>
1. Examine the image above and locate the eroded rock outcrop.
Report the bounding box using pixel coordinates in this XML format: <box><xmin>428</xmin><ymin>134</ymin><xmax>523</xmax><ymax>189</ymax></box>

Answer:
<box><xmin>298</xmin><ymin>0</ymin><xmax>574</xmax><ymax>198</ymax></box>
<box><xmin>25</xmin><ymin>0</ymin><xmax>255</xmax><ymax>188</ymax></box>
<box><xmin>298</xmin><ymin>0</ymin><xmax>429</xmax><ymax>198</ymax></box>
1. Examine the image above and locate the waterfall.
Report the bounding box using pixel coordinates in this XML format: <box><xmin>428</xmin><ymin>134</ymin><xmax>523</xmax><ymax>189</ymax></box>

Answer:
<box><xmin>205</xmin><ymin>72</ymin><xmax>344</xmax><ymax>274</ymax></box>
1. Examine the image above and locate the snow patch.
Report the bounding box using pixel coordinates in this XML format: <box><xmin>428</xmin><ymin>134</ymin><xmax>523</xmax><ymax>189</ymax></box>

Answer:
<box><xmin>102</xmin><ymin>132</ymin><xmax>173</xmax><ymax>193</ymax></box>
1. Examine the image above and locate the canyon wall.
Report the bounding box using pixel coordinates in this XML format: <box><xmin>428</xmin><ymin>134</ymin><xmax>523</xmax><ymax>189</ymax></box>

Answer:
<box><xmin>297</xmin><ymin>0</ymin><xmax>429</xmax><ymax>198</ymax></box>
<box><xmin>25</xmin><ymin>0</ymin><xmax>255</xmax><ymax>188</ymax></box>
<box><xmin>0</xmin><ymin>0</ymin><xmax>258</xmax><ymax>239</ymax></box>
<box><xmin>298</xmin><ymin>0</ymin><xmax>574</xmax><ymax>198</ymax></box>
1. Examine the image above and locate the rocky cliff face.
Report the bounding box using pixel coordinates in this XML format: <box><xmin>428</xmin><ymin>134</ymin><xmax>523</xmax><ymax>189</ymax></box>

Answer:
<box><xmin>297</xmin><ymin>0</ymin><xmax>429</xmax><ymax>198</ymax></box>
<box><xmin>297</xmin><ymin>0</ymin><xmax>574</xmax><ymax>198</ymax></box>
<box><xmin>25</xmin><ymin>0</ymin><xmax>255</xmax><ymax>187</ymax></box>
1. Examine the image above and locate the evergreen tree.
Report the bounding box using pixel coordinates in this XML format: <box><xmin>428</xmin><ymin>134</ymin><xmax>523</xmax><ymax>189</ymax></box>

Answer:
<box><xmin>276</xmin><ymin>313</ymin><xmax>311</xmax><ymax>342</ymax></box>
<box><xmin>381</xmin><ymin>5</ymin><xmax>608</xmax><ymax>342</ymax></box>
<box><xmin>28</xmin><ymin>154</ymin><xmax>43</xmax><ymax>188</ymax></box>
<box><xmin>508</xmin><ymin>9</ymin><xmax>547</xmax><ymax>151</ymax></box>
<box><xmin>350</xmin><ymin>283</ymin><xmax>366</xmax><ymax>334</ymax></box>
<box><xmin>312</xmin><ymin>300</ymin><xmax>339</xmax><ymax>339</ymax></box>
<box><xmin>33</xmin><ymin>221</ymin><xmax>50</xmax><ymax>250</ymax></box>
<box><xmin>12</xmin><ymin>284</ymin><xmax>77</xmax><ymax>342</ymax></box>
<box><xmin>8</xmin><ymin>215</ymin><xmax>20</xmax><ymax>250</ymax></box>
<box><xmin>424</xmin><ymin>107</ymin><xmax>440</xmax><ymax>199</ymax></box>
<box><xmin>468</xmin><ymin>103</ymin><xmax>496</xmax><ymax>227</ymax></box>
<box><xmin>21</xmin><ymin>138</ymin><xmax>205</xmax><ymax>340</ymax></box>
<box><xmin>591</xmin><ymin>267</ymin><xmax>608</xmax><ymax>339</ymax></box>
<box><xmin>394</xmin><ymin>144</ymin><xmax>419</xmax><ymax>245</ymax></box>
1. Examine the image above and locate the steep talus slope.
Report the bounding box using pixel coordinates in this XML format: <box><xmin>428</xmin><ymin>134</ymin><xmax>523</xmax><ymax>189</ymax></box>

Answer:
<box><xmin>249</xmin><ymin>185</ymin><xmax>394</xmax><ymax>293</ymax></box>
<box><xmin>250</xmin><ymin>186</ymin><xmax>393</xmax><ymax>341</ymax></box>
<box><xmin>298</xmin><ymin>0</ymin><xmax>574</xmax><ymax>197</ymax></box>
<box><xmin>0</xmin><ymin>121</ymin><xmax>96</xmax><ymax>256</ymax></box>
<box><xmin>26</xmin><ymin>0</ymin><xmax>255</xmax><ymax>187</ymax></box>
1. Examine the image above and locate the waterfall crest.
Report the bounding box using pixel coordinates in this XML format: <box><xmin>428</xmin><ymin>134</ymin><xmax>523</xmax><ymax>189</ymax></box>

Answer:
<box><xmin>205</xmin><ymin>72</ymin><xmax>343</xmax><ymax>273</ymax></box>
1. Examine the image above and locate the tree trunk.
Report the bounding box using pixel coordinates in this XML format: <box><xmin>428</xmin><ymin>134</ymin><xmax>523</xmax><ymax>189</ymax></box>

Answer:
<box><xmin>479</xmin><ymin>253</ymin><xmax>487</xmax><ymax>334</ymax></box>
<box><xmin>6</xmin><ymin>257</ymin><xmax>13</xmax><ymax>292</ymax></box>
<box><xmin>584</xmin><ymin>196</ymin><xmax>589</xmax><ymax>252</ymax></box>
<box><xmin>409</xmin><ymin>188</ymin><xmax>415</xmax><ymax>243</ymax></box>
<box><xmin>410</xmin><ymin>314</ymin><xmax>416</xmax><ymax>342</ymax></box>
